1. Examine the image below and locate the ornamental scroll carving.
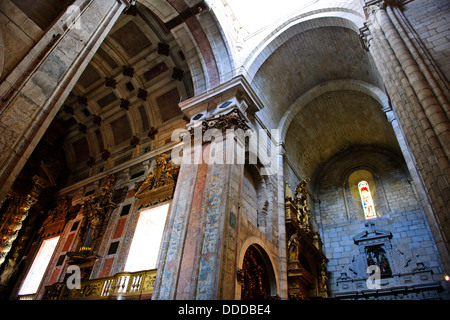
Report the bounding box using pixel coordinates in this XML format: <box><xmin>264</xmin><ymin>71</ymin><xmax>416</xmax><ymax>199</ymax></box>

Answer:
<box><xmin>135</xmin><ymin>154</ymin><xmax>179</xmax><ymax>208</ymax></box>
<box><xmin>285</xmin><ymin>178</ymin><xmax>313</xmax><ymax>235</ymax></box>
<box><xmin>40</xmin><ymin>195</ymin><xmax>79</xmax><ymax>238</ymax></box>
<box><xmin>0</xmin><ymin>175</ymin><xmax>50</xmax><ymax>268</ymax></box>
<box><xmin>187</xmin><ymin>108</ymin><xmax>251</xmax><ymax>138</ymax></box>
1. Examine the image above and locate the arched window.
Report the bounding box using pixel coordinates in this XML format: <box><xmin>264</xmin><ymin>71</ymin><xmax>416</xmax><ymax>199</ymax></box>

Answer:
<box><xmin>358</xmin><ymin>181</ymin><xmax>376</xmax><ymax>219</ymax></box>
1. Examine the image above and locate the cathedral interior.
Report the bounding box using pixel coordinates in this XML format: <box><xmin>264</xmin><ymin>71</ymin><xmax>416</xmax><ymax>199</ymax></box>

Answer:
<box><xmin>0</xmin><ymin>0</ymin><xmax>449</xmax><ymax>301</ymax></box>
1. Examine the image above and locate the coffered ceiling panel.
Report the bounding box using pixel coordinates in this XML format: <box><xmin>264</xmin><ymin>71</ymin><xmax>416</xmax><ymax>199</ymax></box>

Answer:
<box><xmin>110</xmin><ymin>20</ymin><xmax>153</xmax><ymax>58</ymax></box>
<box><xmin>55</xmin><ymin>3</ymin><xmax>193</xmax><ymax>178</ymax></box>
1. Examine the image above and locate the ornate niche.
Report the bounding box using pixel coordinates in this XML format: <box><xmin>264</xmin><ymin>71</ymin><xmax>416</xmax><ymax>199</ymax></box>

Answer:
<box><xmin>336</xmin><ymin>220</ymin><xmax>443</xmax><ymax>299</ymax></box>
<box><xmin>285</xmin><ymin>179</ymin><xmax>329</xmax><ymax>299</ymax></box>
<box><xmin>40</xmin><ymin>195</ymin><xmax>79</xmax><ymax>238</ymax></box>
<box><xmin>134</xmin><ymin>153</ymin><xmax>179</xmax><ymax>208</ymax></box>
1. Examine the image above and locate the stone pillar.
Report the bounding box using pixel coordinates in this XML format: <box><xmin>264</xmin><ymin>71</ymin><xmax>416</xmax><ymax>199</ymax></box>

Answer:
<box><xmin>152</xmin><ymin>112</ymin><xmax>248</xmax><ymax>300</ymax></box>
<box><xmin>383</xmin><ymin>104</ymin><xmax>450</xmax><ymax>268</ymax></box>
<box><xmin>361</xmin><ymin>0</ymin><xmax>450</xmax><ymax>272</ymax></box>
<box><xmin>276</xmin><ymin>143</ymin><xmax>288</xmax><ymax>299</ymax></box>
<box><xmin>152</xmin><ymin>77</ymin><xmax>264</xmax><ymax>300</ymax></box>
<box><xmin>0</xmin><ymin>0</ymin><xmax>130</xmax><ymax>203</ymax></box>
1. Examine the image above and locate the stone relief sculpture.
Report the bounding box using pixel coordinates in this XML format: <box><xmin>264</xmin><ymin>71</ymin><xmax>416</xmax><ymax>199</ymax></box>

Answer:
<box><xmin>336</xmin><ymin>221</ymin><xmax>442</xmax><ymax>299</ymax></box>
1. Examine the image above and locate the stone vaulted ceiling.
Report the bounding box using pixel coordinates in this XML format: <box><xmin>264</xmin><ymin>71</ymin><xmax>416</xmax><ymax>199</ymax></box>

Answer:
<box><xmin>250</xmin><ymin>25</ymin><xmax>402</xmax><ymax>181</ymax></box>
<box><xmin>54</xmin><ymin>3</ymin><xmax>193</xmax><ymax>180</ymax></box>
<box><xmin>285</xmin><ymin>90</ymin><xmax>401</xmax><ymax>180</ymax></box>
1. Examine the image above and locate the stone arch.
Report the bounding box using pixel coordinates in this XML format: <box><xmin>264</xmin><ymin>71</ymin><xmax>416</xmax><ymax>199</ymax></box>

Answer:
<box><xmin>137</xmin><ymin>0</ymin><xmax>235</xmax><ymax>94</ymax></box>
<box><xmin>278</xmin><ymin>79</ymin><xmax>389</xmax><ymax>143</ymax></box>
<box><xmin>243</xmin><ymin>13</ymin><xmax>365</xmax><ymax>82</ymax></box>
<box><xmin>314</xmin><ymin>146</ymin><xmax>408</xmax><ymax>224</ymax></box>
<box><xmin>236</xmin><ymin>240</ymin><xmax>277</xmax><ymax>300</ymax></box>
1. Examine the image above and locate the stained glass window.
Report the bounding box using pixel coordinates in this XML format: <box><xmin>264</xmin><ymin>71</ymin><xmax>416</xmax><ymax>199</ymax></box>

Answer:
<box><xmin>358</xmin><ymin>180</ymin><xmax>376</xmax><ymax>219</ymax></box>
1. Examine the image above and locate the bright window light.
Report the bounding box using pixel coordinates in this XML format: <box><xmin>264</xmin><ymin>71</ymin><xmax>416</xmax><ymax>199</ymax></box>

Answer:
<box><xmin>358</xmin><ymin>181</ymin><xmax>376</xmax><ymax>219</ymax></box>
<box><xmin>124</xmin><ymin>203</ymin><xmax>170</xmax><ymax>272</ymax></box>
<box><xmin>18</xmin><ymin>236</ymin><xmax>60</xmax><ymax>295</ymax></box>
<box><xmin>219</xmin><ymin>0</ymin><xmax>318</xmax><ymax>35</ymax></box>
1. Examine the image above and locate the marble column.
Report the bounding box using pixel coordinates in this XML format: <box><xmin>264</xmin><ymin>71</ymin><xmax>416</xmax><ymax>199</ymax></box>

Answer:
<box><xmin>152</xmin><ymin>114</ymin><xmax>247</xmax><ymax>300</ymax></box>
<box><xmin>152</xmin><ymin>76</ymin><xmax>266</xmax><ymax>299</ymax></box>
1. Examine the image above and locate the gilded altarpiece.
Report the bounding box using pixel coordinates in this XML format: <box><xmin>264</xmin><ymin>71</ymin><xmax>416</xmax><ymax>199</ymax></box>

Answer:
<box><xmin>134</xmin><ymin>154</ymin><xmax>179</xmax><ymax>208</ymax></box>
<box><xmin>285</xmin><ymin>179</ymin><xmax>329</xmax><ymax>299</ymax></box>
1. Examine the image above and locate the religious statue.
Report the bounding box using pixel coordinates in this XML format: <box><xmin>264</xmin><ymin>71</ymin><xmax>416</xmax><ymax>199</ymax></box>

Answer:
<box><xmin>77</xmin><ymin>174</ymin><xmax>116</xmax><ymax>254</ymax></box>
<box><xmin>294</xmin><ymin>178</ymin><xmax>310</xmax><ymax>203</ymax></box>
<box><xmin>366</xmin><ymin>245</ymin><xmax>392</xmax><ymax>277</ymax></box>
<box><xmin>293</xmin><ymin>178</ymin><xmax>312</xmax><ymax>232</ymax></box>
<box><xmin>287</xmin><ymin>234</ymin><xmax>300</xmax><ymax>261</ymax></box>
<box><xmin>318</xmin><ymin>260</ymin><xmax>329</xmax><ymax>291</ymax></box>
<box><xmin>319</xmin><ymin>269</ymin><xmax>329</xmax><ymax>293</ymax></box>
<box><xmin>0</xmin><ymin>254</ymin><xmax>18</xmax><ymax>286</ymax></box>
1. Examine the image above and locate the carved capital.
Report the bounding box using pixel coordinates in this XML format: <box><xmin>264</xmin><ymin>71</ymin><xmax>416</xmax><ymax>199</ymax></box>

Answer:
<box><xmin>188</xmin><ymin>108</ymin><xmax>251</xmax><ymax>139</ymax></box>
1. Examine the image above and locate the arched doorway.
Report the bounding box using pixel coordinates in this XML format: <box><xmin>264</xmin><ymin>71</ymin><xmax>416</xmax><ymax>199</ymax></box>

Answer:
<box><xmin>240</xmin><ymin>245</ymin><xmax>275</xmax><ymax>300</ymax></box>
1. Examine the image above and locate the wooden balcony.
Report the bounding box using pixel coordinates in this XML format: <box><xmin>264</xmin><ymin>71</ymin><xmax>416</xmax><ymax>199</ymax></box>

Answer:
<box><xmin>41</xmin><ymin>269</ymin><xmax>157</xmax><ymax>300</ymax></box>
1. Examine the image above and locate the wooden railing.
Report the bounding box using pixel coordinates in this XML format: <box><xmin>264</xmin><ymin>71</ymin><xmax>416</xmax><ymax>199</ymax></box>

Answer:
<box><xmin>42</xmin><ymin>269</ymin><xmax>157</xmax><ymax>300</ymax></box>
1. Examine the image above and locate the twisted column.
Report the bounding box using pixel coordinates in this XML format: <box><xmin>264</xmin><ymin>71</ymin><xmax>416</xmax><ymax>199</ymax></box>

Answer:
<box><xmin>0</xmin><ymin>176</ymin><xmax>49</xmax><ymax>268</ymax></box>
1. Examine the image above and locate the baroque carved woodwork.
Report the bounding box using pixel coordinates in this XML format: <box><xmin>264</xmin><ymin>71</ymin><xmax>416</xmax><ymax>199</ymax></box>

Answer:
<box><xmin>240</xmin><ymin>246</ymin><xmax>271</xmax><ymax>300</ymax></box>
<box><xmin>135</xmin><ymin>154</ymin><xmax>179</xmax><ymax>208</ymax></box>
<box><xmin>0</xmin><ymin>175</ymin><xmax>51</xmax><ymax>268</ymax></box>
<box><xmin>41</xmin><ymin>195</ymin><xmax>75</xmax><ymax>238</ymax></box>
<box><xmin>285</xmin><ymin>179</ymin><xmax>329</xmax><ymax>299</ymax></box>
<box><xmin>67</xmin><ymin>174</ymin><xmax>116</xmax><ymax>266</ymax></box>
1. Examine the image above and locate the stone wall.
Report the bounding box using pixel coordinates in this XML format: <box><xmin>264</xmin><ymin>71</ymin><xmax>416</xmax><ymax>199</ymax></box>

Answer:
<box><xmin>314</xmin><ymin>147</ymin><xmax>447</xmax><ymax>296</ymax></box>
<box><xmin>403</xmin><ymin>0</ymin><xmax>450</xmax><ymax>81</ymax></box>
<box><xmin>0</xmin><ymin>0</ymin><xmax>69</xmax><ymax>82</ymax></box>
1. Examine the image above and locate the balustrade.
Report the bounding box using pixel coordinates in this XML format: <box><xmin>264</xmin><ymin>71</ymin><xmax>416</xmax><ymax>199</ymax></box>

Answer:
<box><xmin>38</xmin><ymin>269</ymin><xmax>157</xmax><ymax>300</ymax></box>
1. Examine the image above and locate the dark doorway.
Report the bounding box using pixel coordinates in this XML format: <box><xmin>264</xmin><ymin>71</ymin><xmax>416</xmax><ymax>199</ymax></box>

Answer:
<box><xmin>241</xmin><ymin>245</ymin><xmax>272</xmax><ymax>300</ymax></box>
